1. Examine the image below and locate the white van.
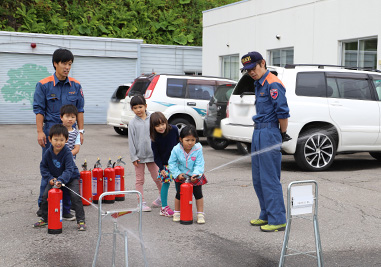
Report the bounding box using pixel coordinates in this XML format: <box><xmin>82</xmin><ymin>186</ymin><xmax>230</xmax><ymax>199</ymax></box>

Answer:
<box><xmin>121</xmin><ymin>74</ymin><xmax>236</xmax><ymax>132</ymax></box>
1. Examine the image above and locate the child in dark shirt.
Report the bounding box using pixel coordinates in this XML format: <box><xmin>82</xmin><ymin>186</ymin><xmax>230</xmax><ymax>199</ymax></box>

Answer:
<box><xmin>150</xmin><ymin>112</ymin><xmax>179</xmax><ymax>217</ymax></box>
<box><xmin>33</xmin><ymin>124</ymin><xmax>86</xmax><ymax>231</ymax></box>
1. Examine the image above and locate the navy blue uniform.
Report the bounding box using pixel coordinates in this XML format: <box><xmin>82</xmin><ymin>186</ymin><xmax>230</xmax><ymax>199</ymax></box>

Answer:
<box><xmin>251</xmin><ymin>70</ymin><xmax>290</xmax><ymax>225</ymax></box>
<box><xmin>33</xmin><ymin>73</ymin><xmax>84</xmax><ymax>209</ymax></box>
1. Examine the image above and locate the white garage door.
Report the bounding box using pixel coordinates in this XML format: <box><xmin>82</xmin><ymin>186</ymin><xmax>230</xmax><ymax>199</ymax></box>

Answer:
<box><xmin>0</xmin><ymin>53</ymin><xmax>137</xmax><ymax>124</ymax></box>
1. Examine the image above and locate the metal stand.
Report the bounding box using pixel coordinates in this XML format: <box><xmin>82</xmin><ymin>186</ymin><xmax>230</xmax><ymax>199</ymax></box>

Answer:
<box><xmin>279</xmin><ymin>180</ymin><xmax>323</xmax><ymax>267</ymax></box>
<box><xmin>92</xmin><ymin>190</ymin><xmax>147</xmax><ymax>267</ymax></box>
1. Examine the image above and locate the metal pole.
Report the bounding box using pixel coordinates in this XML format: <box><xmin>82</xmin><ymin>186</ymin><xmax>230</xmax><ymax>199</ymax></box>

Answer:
<box><xmin>124</xmin><ymin>230</ymin><xmax>129</xmax><ymax>267</ymax></box>
<box><xmin>92</xmin><ymin>195</ymin><xmax>104</xmax><ymax>267</ymax></box>
<box><xmin>112</xmin><ymin>222</ymin><xmax>117</xmax><ymax>267</ymax></box>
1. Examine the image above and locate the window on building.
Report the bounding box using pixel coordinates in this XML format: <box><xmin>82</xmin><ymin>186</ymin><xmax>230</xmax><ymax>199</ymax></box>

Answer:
<box><xmin>341</xmin><ymin>38</ymin><xmax>378</xmax><ymax>69</ymax></box>
<box><xmin>269</xmin><ymin>48</ymin><xmax>294</xmax><ymax>67</ymax></box>
<box><xmin>221</xmin><ymin>55</ymin><xmax>239</xmax><ymax>81</ymax></box>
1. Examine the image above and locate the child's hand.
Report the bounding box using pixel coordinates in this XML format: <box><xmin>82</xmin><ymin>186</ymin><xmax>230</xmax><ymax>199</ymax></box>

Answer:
<box><xmin>191</xmin><ymin>174</ymin><xmax>200</xmax><ymax>183</ymax></box>
<box><xmin>55</xmin><ymin>181</ymin><xmax>62</xmax><ymax>188</ymax></box>
<box><xmin>49</xmin><ymin>178</ymin><xmax>56</xmax><ymax>186</ymax></box>
<box><xmin>160</xmin><ymin>169</ymin><xmax>167</xmax><ymax>178</ymax></box>
<box><xmin>133</xmin><ymin>160</ymin><xmax>140</xmax><ymax>167</ymax></box>
<box><xmin>178</xmin><ymin>174</ymin><xmax>185</xmax><ymax>181</ymax></box>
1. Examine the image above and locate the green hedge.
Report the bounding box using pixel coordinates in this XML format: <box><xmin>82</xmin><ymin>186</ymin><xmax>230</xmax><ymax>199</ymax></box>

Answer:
<box><xmin>0</xmin><ymin>0</ymin><xmax>239</xmax><ymax>46</ymax></box>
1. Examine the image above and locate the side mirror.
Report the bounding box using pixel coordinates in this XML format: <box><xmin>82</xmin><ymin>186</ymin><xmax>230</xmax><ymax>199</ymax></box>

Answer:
<box><xmin>209</xmin><ymin>97</ymin><xmax>215</xmax><ymax>105</ymax></box>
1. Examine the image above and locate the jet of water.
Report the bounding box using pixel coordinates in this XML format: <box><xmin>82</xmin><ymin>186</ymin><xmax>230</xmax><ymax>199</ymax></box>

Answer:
<box><xmin>62</xmin><ymin>184</ymin><xmax>101</xmax><ymax>211</ymax></box>
<box><xmin>205</xmin><ymin>142</ymin><xmax>282</xmax><ymax>173</ymax></box>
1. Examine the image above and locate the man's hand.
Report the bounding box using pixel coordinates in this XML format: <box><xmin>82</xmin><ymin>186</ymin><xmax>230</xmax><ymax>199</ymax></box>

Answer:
<box><xmin>80</xmin><ymin>133</ymin><xmax>84</xmax><ymax>145</ymax></box>
<box><xmin>37</xmin><ymin>131</ymin><xmax>47</xmax><ymax>147</ymax></box>
<box><xmin>281</xmin><ymin>131</ymin><xmax>292</xmax><ymax>142</ymax></box>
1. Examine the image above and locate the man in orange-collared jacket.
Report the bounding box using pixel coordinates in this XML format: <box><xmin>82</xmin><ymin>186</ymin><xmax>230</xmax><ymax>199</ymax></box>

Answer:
<box><xmin>241</xmin><ymin>51</ymin><xmax>291</xmax><ymax>232</ymax></box>
<box><xmin>33</xmin><ymin>48</ymin><xmax>85</xmax><ymax>218</ymax></box>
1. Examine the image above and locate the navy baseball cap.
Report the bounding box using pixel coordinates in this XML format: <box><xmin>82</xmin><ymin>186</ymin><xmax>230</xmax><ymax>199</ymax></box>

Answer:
<box><xmin>241</xmin><ymin>51</ymin><xmax>263</xmax><ymax>70</ymax></box>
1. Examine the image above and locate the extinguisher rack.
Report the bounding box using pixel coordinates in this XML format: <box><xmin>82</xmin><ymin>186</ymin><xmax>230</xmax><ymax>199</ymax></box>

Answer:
<box><xmin>279</xmin><ymin>180</ymin><xmax>323</xmax><ymax>267</ymax></box>
<box><xmin>92</xmin><ymin>190</ymin><xmax>147</xmax><ymax>267</ymax></box>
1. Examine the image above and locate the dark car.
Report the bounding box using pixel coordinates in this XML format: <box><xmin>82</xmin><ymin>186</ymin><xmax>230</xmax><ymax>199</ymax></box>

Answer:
<box><xmin>203</xmin><ymin>83</ymin><xmax>235</xmax><ymax>150</ymax></box>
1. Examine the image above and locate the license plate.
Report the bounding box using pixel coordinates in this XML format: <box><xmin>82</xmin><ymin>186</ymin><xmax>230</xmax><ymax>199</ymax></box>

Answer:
<box><xmin>213</xmin><ymin>128</ymin><xmax>222</xmax><ymax>138</ymax></box>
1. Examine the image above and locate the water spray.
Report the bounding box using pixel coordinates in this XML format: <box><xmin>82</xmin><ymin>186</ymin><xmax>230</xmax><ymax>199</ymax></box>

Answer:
<box><xmin>205</xmin><ymin>142</ymin><xmax>282</xmax><ymax>174</ymax></box>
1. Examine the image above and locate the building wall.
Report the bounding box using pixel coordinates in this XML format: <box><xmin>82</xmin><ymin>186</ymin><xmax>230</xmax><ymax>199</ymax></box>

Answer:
<box><xmin>141</xmin><ymin>44</ymin><xmax>202</xmax><ymax>75</ymax></box>
<box><xmin>202</xmin><ymin>0</ymin><xmax>381</xmax><ymax>76</ymax></box>
<box><xmin>0</xmin><ymin>32</ymin><xmax>202</xmax><ymax>124</ymax></box>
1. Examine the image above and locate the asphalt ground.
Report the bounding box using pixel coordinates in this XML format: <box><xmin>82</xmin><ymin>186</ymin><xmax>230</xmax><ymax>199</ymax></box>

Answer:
<box><xmin>1</xmin><ymin>125</ymin><xmax>381</xmax><ymax>267</ymax></box>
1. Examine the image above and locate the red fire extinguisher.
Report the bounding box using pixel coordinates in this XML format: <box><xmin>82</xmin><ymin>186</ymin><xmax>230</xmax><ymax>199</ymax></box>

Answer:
<box><xmin>113</xmin><ymin>157</ymin><xmax>126</xmax><ymax>201</ymax></box>
<box><xmin>92</xmin><ymin>158</ymin><xmax>103</xmax><ymax>204</ymax></box>
<box><xmin>180</xmin><ymin>175</ymin><xmax>194</xmax><ymax>225</ymax></box>
<box><xmin>80</xmin><ymin>160</ymin><xmax>92</xmax><ymax>206</ymax></box>
<box><xmin>48</xmin><ymin>183</ymin><xmax>63</xmax><ymax>234</ymax></box>
<box><xmin>103</xmin><ymin>158</ymin><xmax>115</xmax><ymax>204</ymax></box>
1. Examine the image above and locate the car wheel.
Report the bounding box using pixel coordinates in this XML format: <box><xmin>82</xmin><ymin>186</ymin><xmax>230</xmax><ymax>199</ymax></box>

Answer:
<box><xmin>294</xmin><ymin>129</ymin><xmax>336</xmax><ymax>171</ymax></box>
<box><xmin>369</xmin><ymin>152</ymin><xmax>381</xmax><ymax>161</ymax></box>
<box><xmin>114</xmin><ymin>127</ymin><xmax>128</xmax><ymax>136</ymax></box>
<box><xmin>236</xmin><ymin>142</ymin><xmax>251</xmax><ymax>155</ymax></box>
<box><xmin>207</xmin><ymin>136</ymin><xmax>229</xmax><ymax>150</ymax></box>
<box><xmin>170</xmin><ymin>118</ymin><xmax>193</xmax><ymax>132</ymax></box>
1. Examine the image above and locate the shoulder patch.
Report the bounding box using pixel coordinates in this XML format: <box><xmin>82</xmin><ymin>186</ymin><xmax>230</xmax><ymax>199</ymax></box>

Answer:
<box><xmin>39</xmin><ymin>75</ymin><xmax>55</xmax><ymax>85</ymax></box>
<box><xmin>270</xmin><ymin>89</ymin><xmax>278</xmax><ymax>99</ymax></box>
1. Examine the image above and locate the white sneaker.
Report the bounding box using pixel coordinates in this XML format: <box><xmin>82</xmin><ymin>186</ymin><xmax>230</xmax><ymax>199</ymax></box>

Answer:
<box><xmin>197</xmin><ymin>213</ymin><xmax>205</xmax><ymax>224</ymax></box>
<box><xmin>173</xmin><ymin>212</ymin><xmax>180</xmax><ymax>222</ymax></box>
<box><xmin>141</xmin><ymin>202</ymin><xmax>152</xmax><ymax>212</ymax></box>
<box><xmin>151</xmin><ymin>197</ymin><xmax>162</xmax><ymax>208</ymax></box>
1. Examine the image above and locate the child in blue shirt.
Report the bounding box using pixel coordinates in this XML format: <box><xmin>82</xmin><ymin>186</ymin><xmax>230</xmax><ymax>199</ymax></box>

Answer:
<box><xmin>150</xmin><ymin>112</ymin><xmax>179</xmax><ymax>217</ymax></box>
<box><xmin>33</xmin><ymin>124</ymin><xmax>86</xmax><ymax>231</ymax></box>
<box><xmin>168</xmin><ymin>125</ymin><xmax>208</xmax><ymax>224</ymax></box>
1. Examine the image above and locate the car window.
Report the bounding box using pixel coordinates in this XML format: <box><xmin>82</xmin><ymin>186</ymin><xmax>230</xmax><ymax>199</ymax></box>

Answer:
<box><xmin>167</xmin><ymin>78</ymin><xmax>186</xmax><ymax>98</ymax></box>
<box><xmin>370</xmin><ymin>75</ymin><xmax>381</xmax><ymax>100</ymax></box>
<box><xmin>128</xmin><ymin>80</ymin><xmax>151</xmax><ymax>97</ymax></box>
<box><xmin>213</xmin><ymin>84</ymin><xmax>235</xmax><ymax>102</ymax></box>
<box><xmin>232</xmin><ymin>74</ymin><xmax>255</xmax><ymax>95</ymax></box>
<box><xmin>295</xmin><ymin>72</ymin><xmax>326</xmax><ymax>97</ymax></box>
<box><xmin>327</xmin><ymin>77</ymin><xmax>372</xmax><ymax>100</ymax></box>
<box><xmin>187</xmin><ymin>79</ymin><xmax>216</xmax><ymax>100</ymax></box>
<box><xmin>112</xmin><ymin>85</ymin><xmax>129</xmax><ymax>100</ymax></box>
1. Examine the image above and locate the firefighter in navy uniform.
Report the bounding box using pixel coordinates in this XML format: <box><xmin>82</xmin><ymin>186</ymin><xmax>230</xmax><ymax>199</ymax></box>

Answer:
<box><xmin>33</xmin><ymin>48</ymin><xmax>85</xmax><ymax>218</ymax></box>
<box><xmin>241</xmin><ymin>51</ymin><xmax>291</xmax><ymax>232</ymax></box>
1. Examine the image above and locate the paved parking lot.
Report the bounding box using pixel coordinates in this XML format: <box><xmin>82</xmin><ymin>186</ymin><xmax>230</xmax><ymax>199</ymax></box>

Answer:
<box><xmin>1</xmin><ymin>125</ymin><xmax>381</xmax><ymax>266</ymax></box>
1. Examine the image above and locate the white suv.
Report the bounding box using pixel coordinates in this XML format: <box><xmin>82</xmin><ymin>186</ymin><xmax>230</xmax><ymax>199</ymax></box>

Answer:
<box><xmin>221</xmin><ymin>65</ymin><xmax>381</xmax><ymax>171</ymax></box>
<box><xmin>106</xmin><ymin>83</ymin><xmax>131</xmax><ymax>135</ymax></box>
<box><xmin>121</xmin><ymin>74</ymin><xmax>236</xmax><ymax>132</ymax></box>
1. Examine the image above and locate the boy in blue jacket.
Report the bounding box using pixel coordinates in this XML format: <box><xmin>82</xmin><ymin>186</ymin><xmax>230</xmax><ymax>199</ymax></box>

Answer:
<box><xmin>33</xmin><ymin>124</ymin><xmax>86</xmax><ymax>231</ymax></box>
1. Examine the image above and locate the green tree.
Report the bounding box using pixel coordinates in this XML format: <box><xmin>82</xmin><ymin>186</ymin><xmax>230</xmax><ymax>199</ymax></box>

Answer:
<box><xmin>0</xmin><ymin>0</ymin><xmax>240</xmax><ymax>46</ymax></box>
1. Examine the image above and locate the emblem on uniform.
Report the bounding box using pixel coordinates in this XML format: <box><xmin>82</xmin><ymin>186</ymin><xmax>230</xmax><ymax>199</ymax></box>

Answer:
<box><xmin>270</xmin><ymin>89</ymin><xmax>278</xmax><ymax>99</ymax></box>
<box><xmin>51</xmin><ymin>94</ymin><xmax>56</xmax><ymax>97</ymax></box>
<box><xmin>80</xmin><ymin>88</ymin><xmax>84</xmax><ymax>97</ymax></box>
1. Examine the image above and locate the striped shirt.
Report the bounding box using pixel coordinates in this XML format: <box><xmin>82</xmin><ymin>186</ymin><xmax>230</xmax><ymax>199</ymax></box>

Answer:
<box><xmin>66</xmin><ymin>128</ymin><xmax>80</xmax><ymax>159</ymax></box>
